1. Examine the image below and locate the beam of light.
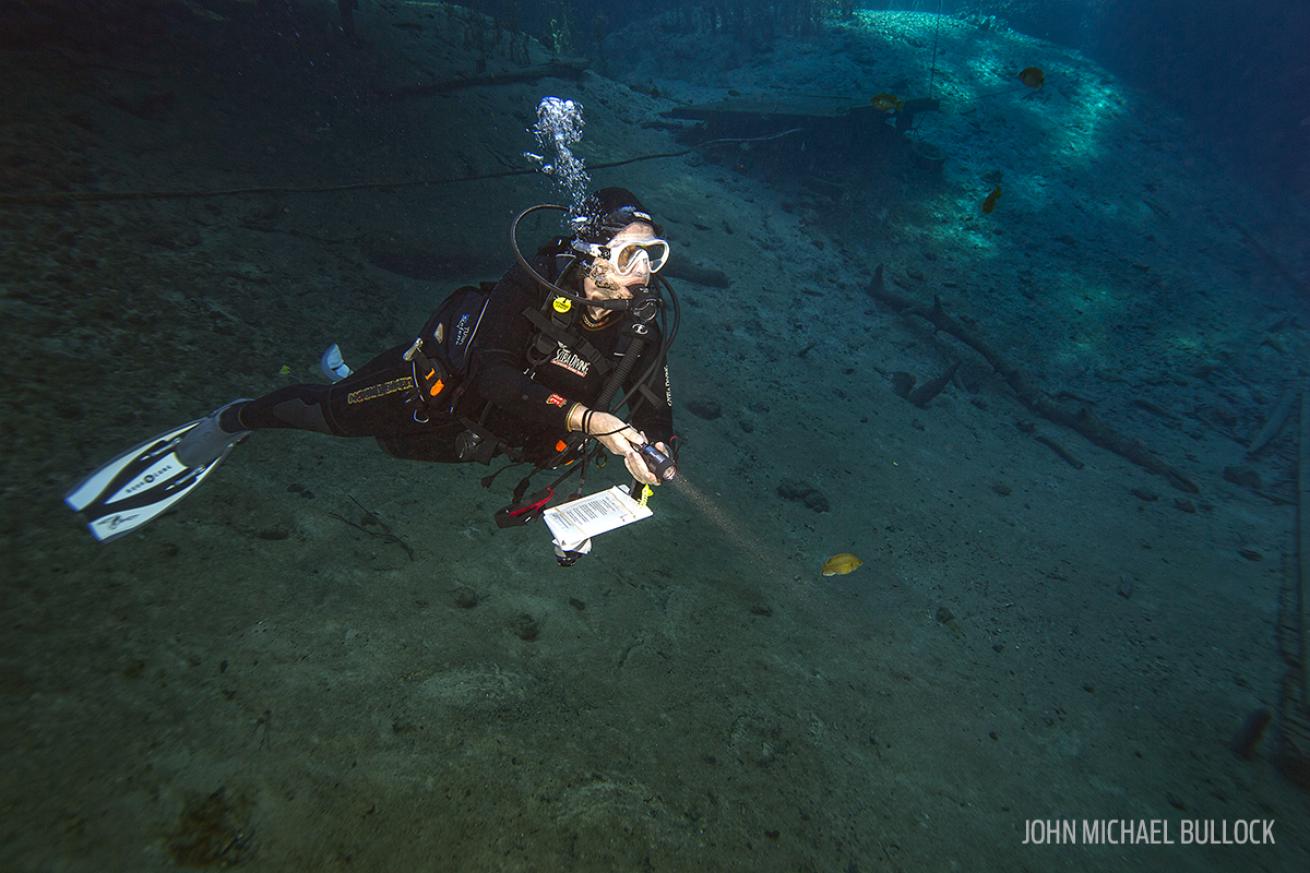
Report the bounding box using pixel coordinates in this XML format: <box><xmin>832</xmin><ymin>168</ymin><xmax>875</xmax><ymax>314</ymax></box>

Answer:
<box><xmin>661</xmin><ymin>475</ymin><xmax>810</xmax><ymax>587</ymax></box>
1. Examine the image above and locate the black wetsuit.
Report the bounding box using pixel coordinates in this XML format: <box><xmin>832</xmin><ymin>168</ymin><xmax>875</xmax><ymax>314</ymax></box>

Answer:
<box><xmin>228</xmin><ymin>257</ymin><xmax>674</xmax><ymax>465</ymax></box>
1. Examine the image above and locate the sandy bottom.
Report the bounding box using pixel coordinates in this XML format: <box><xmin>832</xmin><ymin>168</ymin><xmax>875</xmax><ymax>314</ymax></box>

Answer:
<box><xmin>2</xmin><ymin>3</ymin><xmax>1307</xmax><ymax>871</ymax></box>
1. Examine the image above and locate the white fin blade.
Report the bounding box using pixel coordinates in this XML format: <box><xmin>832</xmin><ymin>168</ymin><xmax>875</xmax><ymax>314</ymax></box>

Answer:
<box><xmin>64</xmin><ymin>422</ymin><xmax>197</xmax><ymax>512</ymax></box>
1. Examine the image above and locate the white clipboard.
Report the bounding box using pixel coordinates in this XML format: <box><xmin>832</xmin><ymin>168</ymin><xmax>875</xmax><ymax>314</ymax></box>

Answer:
<box><xmin>542</xmin><ymin>485</ymin><xmax>653</xmax><ymax>551</ymax></box>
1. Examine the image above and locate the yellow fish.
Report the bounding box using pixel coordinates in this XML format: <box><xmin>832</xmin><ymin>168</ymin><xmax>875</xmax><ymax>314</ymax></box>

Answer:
<box><xmin>821</xmin><ymin>553</ymin><xmax>863</xmax><ymax>577</ymax></box>
<box><xmin>870</xmin><ymin>92</ymin><xmax>902</xmax><ymax>113</ymax></box>
<box><xmin>1018</xmin><ymin>67</ymin><xmax>1045</xmax><ymax>89</ymax></box>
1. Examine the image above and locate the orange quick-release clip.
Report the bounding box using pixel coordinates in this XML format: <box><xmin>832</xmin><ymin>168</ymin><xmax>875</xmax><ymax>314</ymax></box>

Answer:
<box><xmin>426</xmin><ymin>369</ymin><xmax>444</xmax><ymax>397</ymax></box>
<box><xmin>553</xmin><ymin>439</ymin><xmax>576</xmax><ymax>464</ymax></box>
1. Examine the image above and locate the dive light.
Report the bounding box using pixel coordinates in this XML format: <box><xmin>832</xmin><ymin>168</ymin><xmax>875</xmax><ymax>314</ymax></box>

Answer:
<box><xmin>639</xmin><ymin>443</ymin><xmax>677</xmax><ymax>481</ymax></box>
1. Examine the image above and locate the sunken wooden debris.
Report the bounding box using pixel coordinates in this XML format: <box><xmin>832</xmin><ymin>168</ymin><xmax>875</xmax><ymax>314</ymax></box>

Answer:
<box><xmin>1247</xmin><ymin>382</ymin><xmax>1300</xmax><ymax>457</ymax></box>
<box><xmin>1034</xmin><ymin>434</ymin><xmax>1084</xmax><ymax>470</ymax></box>
<box><xmin>868</xmin><ymin>275</ymin><xmax>1199</xmax><ymax>493</ymax></box>
<box><xmin>908</xmin><ymin>360</ymin><xmax>960</xmax><ymax>408</ymax></box>
<box><xmin>328</xmin><ymin>496</ymin><xmax>415</xmax><ymax>560</ymax></box>
<box><xmin>375</xmin><ymin>58</ymin><xmax>588</xmax><ymax>100</ymax></box>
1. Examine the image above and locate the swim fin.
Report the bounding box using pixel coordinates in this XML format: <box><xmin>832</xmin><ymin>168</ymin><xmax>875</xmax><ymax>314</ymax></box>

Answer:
<box><xmin>65</xmin><ymin>413</ymin><xmax>247</xmax><ymax>543</ymax></box>
<box><xmin>319</xmin><ymin>342</ymin><xmax>352</xmax><ymax>383</ymax></box>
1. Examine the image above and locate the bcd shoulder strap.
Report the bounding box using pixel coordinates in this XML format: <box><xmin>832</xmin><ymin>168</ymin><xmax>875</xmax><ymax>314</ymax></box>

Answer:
<box><xmin>521</xmin><ymin>305</ymin><xmax>614</xmax><ymax>376</ymax></box>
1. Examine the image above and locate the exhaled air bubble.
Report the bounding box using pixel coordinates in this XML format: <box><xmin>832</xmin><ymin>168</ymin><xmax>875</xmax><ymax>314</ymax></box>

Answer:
<box><xmin>528</xmin><ymin>96</ymin><xmax>591</xmax><ymax>224</ymax></box>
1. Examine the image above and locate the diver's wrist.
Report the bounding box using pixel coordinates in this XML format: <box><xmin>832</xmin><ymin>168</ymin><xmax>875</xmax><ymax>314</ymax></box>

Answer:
<box><xmin>566</xmin><ymin>403</ymin><xmax>587</xmax><ymax>433</ymax></box>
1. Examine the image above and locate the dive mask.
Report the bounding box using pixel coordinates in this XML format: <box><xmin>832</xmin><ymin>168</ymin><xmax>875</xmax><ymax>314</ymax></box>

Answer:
<box><xmin>571</xmin><ymin>236</ymin><xmax>670</xmax><ymax>276</ymax></box>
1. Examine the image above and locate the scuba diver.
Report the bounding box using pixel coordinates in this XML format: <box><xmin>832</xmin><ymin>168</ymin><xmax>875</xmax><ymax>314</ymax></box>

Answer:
<box><xmin>67</xmin><ymin>188</ymin><xmax>679</xmax><ymax>548</ymax></box>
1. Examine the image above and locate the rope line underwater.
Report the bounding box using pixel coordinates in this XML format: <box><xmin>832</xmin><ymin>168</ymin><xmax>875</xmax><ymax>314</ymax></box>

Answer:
<box><xmin>927</xmin><ymin>0</ymin><xmax>944</xmax><ymax>100</ymax></box>
<box><xmin>0</xmin><ymin>130</ymin><xmax>803</xmax><ymax>207</ymax></box>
